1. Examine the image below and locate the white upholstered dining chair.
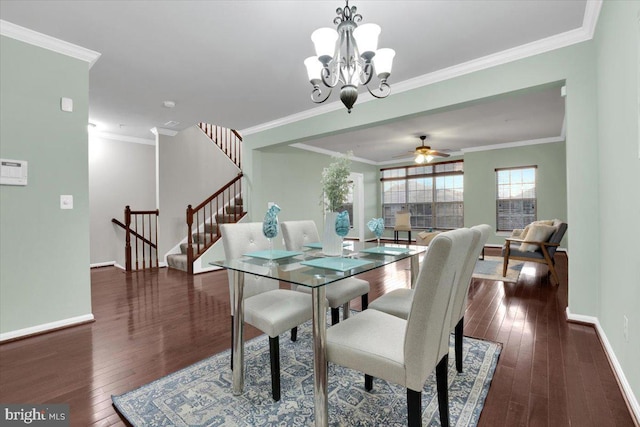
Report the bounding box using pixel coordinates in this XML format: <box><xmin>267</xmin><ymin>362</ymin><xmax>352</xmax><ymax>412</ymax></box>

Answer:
<box><xmin>281</xmin><ymin>220</ymin><xmax>370</xmax><ymax>324</ymax></box>
<box><xmin>326</xmin><ymin>228</ymin><xmax>476</xmax><ymax>427</ymax></box>
<box><xmin>368</xmin><ymin>224</ymin><xmax>491</xmax><ymax>373</ymax></box>
<box><xmin>220</xmin><ymin>222</ymin><xmax>314</xmax><ymax>401</ymax></box>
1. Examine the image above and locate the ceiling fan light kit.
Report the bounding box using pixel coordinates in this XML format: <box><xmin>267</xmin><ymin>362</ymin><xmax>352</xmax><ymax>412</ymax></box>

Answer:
<box><xmin>413</xmin><ymin>135</ymin><xmax>450</xmax><ymax>164</ymax></box>
<box><xmin>304</xmin><ymin>0</ymin><xmax>395</xmax><ymax>113</ymax></box>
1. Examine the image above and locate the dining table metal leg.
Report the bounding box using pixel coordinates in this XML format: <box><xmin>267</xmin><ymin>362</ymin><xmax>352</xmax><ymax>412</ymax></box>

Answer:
<box><xmin>312</xmin><ymin>286</ymin><xmax>328</xmax><ymax>427</ymax></box>
<box><xmin>232</xmin><ymin>270</ymin><xmax>245</xmax><ymax>395</ymax></box>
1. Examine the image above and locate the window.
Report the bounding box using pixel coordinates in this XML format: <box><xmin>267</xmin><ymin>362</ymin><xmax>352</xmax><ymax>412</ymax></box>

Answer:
<box><xmin>381</xmin><ymin>161</ymin><xmax>464</xmax><ymax>229</ymax></box>
<box><xmin>496</xmin><ymin>166</ymin><xmax>537</xmax><ymax>231</ymax></box>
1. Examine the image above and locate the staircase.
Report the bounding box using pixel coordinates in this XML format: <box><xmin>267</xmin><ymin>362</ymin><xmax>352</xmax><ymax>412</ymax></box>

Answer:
<box><xmin>198</xmin><ymin>122</ymin><xmax>242</xmax><ymax>169</ymax></box>
<box><xmin>166</xmin><ymin>173</ymin><xmax>245</xmax><ymax>274</ymax></box>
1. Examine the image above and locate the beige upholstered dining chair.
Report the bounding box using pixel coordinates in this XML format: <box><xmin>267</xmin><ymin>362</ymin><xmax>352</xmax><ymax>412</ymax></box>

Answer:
<box><xmin>220</xmin><ymin>222</ymin><xmax>314</xmax><ymax>401</ymax></box>
<box><xmin>281</xmin><ymin>220</ymin><xmax>370</xmax><ymax>324</ymax></box>
<box><xmin>368</xmin><ymin>224</ymin><xmax>491</xmax><ymax>373</ymax></box>
<box><xmin>393</xmin><ymin>211</ymin><xmax>412</xmax><ymax>243</ymax></box>
<box><xmin>326</xmin><ymin>228</ymin><xmax>476</xmax><ymax>427</ymax></box>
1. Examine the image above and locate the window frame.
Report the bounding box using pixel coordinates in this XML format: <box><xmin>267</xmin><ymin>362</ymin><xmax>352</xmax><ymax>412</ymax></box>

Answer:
<box><xmin>380</xmin><ymin>160</ymin><xmax>464</xmax><ymax>230</ymax></box>
<box><xmin>495</xmin><ymin>165</ymin><xmax>538</xmax><ymax>232</ymax></box>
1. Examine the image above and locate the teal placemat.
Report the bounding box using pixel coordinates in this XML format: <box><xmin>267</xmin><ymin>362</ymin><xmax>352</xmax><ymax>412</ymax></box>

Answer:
<box><xmin>301</xmin><ymin>257</ymin><xmax>372</xmax><ymax>272</ymax></box>
<box><xmin>244</xmin><ymin>250</ymin><xmax>302</xmax><ymax>260</ymax></box>
<box><xmin>360</xmin><ymin>246</ymin><xmax>411</xmax><ymax>255</ymax></box>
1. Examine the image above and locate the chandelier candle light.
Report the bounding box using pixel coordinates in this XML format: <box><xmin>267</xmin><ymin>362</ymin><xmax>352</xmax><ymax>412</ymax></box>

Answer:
<box><xmin>304</xmin><ymin>0</ymin><xmax>395</xmax><ymax>113</ymax></box>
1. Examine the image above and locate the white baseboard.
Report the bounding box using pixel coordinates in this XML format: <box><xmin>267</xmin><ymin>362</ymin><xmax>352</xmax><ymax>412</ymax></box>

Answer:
<box><xmin>0</xmin><ymin>313</ymin><xmax>95</xmax><ymax>342</ymax></box>
<box><xmin>194</xmin><ymin>264</ymin><xmax>223</xmax><ymax>274</ymax></box>
<box><xmin>90</xmin><ymin>261</ymin><xmax>116</xmax><ymax>268</ymax></box>
<box><xmin>566</xmin><ymin>307</ymin><xmax>640</xmax><ymax>423</ymax></box>
<box><xmin>109</xmin><ymin>262</ymin><xmax>167</xmax><ymax>271</ymax></box>
<box><xmin>485</xmin><ymin>243</ymin><xmax>504</xmax><ymax>248</ymax></box>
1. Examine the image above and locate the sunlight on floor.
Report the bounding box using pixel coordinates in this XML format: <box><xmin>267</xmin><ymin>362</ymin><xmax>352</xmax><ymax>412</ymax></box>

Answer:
<box><xmin>520</xmin><ymin>265</ymin><xmax>537</xmax><ymax>276</ymax></box>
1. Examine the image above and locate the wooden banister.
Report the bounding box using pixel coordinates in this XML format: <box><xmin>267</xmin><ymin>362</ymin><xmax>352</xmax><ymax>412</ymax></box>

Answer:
<box><xmin>111</xmin><ymin>218</ymin><xmax>157</xmax><ymax>248</ymax></box>
<box><xmin>198</xmin><ymin>123</ymin><xmax>242</xmax><ymax>169</ymax></box>
<box><xmin>185</xmin><ymin>173</ymin><xmax>245</xmax><ymax>274</ymax></box>
<box><xmin>192</xmin><ymin>173</ymin><xmax>243</xmax><ymax>212</ymax></box>
<box><xmin>113</xmin><ymin>206</ymin><xmax>159</xmax><ymax>272</ymax></box>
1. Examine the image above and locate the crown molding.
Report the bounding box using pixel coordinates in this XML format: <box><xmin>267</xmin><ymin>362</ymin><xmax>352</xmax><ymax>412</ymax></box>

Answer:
<box><xmin>292</xmin><ymin>136</ymin><xmax>563</xmax><ymax>165</ymax></box>
<box><xmin>289</xmin><ymin>143</ymin><xmax>378</xmax><ymax>165</ymax></box>
<box><xmin>241</xmin><ymin>100</ymin><xmax>346</xmax><ymax>137</ymax></box>
<box><xmin>289</xmin><ymin>135</ymin><xmax>565</xmax><ymax>166</ymax></box>
<box><xmin>242</xmin><ymin>2</ymin><xmax>602</xmax><ymax>137</ymax></box>
<box><xmin>583</xmin><ymin>0</ymin><xmax>603</xmax><ymax>39</ymax></box>
<box><xmin>150</xmin><ymin>127</ymin><xmax>178</xmax><ymax>137</ymax></box>
<box><xmin>91</xmin><ymin>132</ymin><xmax>155</xmax><ymax>146</ymax></box>
<box><xmin>0</xmin><ymin>19</ymin><xmax>101</xmax><ymax>68</ymax></box>
<box><xmin>462</xmin><ymin>136</ymin><xmax>564</xmax><ymax>153</ymax></box>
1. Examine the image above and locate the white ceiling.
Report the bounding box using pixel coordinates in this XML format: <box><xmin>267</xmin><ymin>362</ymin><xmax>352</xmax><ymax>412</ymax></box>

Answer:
<box><xmin>0</xmin><ymin>1</ymin><xmax>595</xmax><ymax>163</ymax></box>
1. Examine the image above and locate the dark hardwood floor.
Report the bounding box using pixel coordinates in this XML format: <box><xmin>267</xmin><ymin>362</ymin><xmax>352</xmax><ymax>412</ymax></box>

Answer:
<box><xmin>0</xmin><ymin>248</ymin><xmax>635</xmax><ymax>426</ymax></box>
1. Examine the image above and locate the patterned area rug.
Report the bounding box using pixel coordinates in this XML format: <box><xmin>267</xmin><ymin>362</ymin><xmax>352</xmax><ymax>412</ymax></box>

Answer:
<box><xmin>113</xmin><ymin>317</ymin><xmax>501</xmax><ymax>426</ymax></box>
<box><xmin>473</xmin><ymin>256</ymin><xmax>524</xmax><ymax>283</ymax></box>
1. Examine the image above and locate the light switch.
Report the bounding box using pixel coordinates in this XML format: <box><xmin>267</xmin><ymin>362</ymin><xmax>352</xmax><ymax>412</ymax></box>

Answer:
<box><xmin>61</xmin><ymin>97</ymin><xmax>73</xmax><ymax>112</ymax></box>
<box><xmin>60</xmin><ymin>195</ymin><xmax>73</xmax><ymax>209</ymax></box>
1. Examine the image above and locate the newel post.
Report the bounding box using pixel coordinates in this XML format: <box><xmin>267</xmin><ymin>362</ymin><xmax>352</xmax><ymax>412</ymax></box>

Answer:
<box><xmin>124</xmin><ymin>205</ymin><xmax>132</xmax><ymax>272</ymax></box>
<box><xmin>186</xmin><ymin>205</ymin><xmax>194</xmax><ymax>274</ymax></box>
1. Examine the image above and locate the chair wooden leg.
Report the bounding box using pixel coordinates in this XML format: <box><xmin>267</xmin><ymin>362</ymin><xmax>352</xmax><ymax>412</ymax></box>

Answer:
<box><xmin>230</xmin><ymin>315</ymin><xmax>234</xmax><ymax>370</ymax></box>
<box><xmin>541</xmin><ymin>246</ymin><xmax>560</xmax><ymax>285</ymax></box>
<box><xmin>331</xmin><ymin>308</ymin><xmax>340</xmax><ymax>325</ymax></box>
<box><xmin>290</xmin><ymin>327</ymin><xmax>297</xmax><ymax>342</ymax></box>
<box><xmin>502</xmin><ymin>243</ymin><xmax>510</xmax><ymax>277</ymax></box>
<box><xmin>455</xmin><ymin>318</ymin><xmax>463</xmax><ymax>373</ymax></box>
<box><xmin>407</xmin><ymin>388</ymin><xmax>422</xmax><ymax>427</ymax></box>
<box><xmin>548</xmin><ymin>262</ymin><xmax>560</xmax><ymax>285</ymax></box>
<box><xmin>361</xmin><ymin>293</ymin><xmax>368</xmax><ymax>310</ymax></box>
<box><xmin>436</xmin><ymin>354</ymin><xmax>450</xmax><ymax>427</ymax></box>
<box><xmin>365</xmin><ymin>374</ymin><xmax>373</xmax><ymax>391</ymax></box>
<box><xmin>269</xmin><ymin>336</ymin><xmax>281</xmax><ymax>401</ymax></box>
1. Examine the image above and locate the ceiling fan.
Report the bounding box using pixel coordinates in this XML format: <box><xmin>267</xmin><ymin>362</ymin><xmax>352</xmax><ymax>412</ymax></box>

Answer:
<box><xmin>397</xmin><ymin>135</ymin><xmax>451</xmax><ymax>164</ymax></box>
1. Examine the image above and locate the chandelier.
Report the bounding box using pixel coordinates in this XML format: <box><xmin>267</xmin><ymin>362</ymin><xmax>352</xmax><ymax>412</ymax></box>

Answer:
<box><xmin>304</xmin><ymin>0</ymin><xmax>395</xmax><ymax>113</ymax></box>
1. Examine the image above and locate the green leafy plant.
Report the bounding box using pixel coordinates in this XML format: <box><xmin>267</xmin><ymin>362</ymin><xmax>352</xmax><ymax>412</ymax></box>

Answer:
<box><xmin>321</xmin><ymin>152</ymin><xmax>352</xmax><ymax>212</ymax></box>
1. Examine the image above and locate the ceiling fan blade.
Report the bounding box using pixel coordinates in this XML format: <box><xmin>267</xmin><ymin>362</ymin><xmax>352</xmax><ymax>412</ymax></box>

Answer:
<box><xmin>429</xmin><ymin>150</ymin><xmax>450</xmax><ymax>158</ymax></box>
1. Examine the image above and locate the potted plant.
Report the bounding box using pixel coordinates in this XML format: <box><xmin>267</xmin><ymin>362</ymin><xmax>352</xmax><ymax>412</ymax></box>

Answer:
<box><xmin>320</xmin><ymin>152</ymin><xmax>352</xmax><ymax>255</ymax></box>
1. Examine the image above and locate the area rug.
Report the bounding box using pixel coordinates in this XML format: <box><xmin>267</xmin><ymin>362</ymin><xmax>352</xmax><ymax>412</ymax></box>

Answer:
<box><xmin>473</xmin><ymin>255</ymin><xmax>524</xmax><ymax>283</ymax></box>
<box><xmin>112</xmin><ymin>317</ymin><xmax>501</xmax><ymax>426</ymax></box>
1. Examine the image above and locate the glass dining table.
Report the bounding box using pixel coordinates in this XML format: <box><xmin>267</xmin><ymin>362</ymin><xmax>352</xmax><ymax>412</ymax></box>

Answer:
<box><xmin>210</xmin><ymin>241</ymin><xmax>426</xmax><ymax>427</ymax></box>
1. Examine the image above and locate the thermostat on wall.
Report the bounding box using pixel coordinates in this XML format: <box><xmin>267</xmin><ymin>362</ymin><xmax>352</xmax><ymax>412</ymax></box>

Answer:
<box><xmin>1</xmin><ymin>159</ymin><xmax>28</xmax><ymax>186</ymax></box>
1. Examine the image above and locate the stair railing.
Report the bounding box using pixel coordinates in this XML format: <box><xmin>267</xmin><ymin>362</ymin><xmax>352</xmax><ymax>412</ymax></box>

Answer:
<box><xmin>198</xmin><ymin>122</ymin><xmax>242</xmax><ymax>169</ymax></box>
<box><xmin>186</xmin><ymin>173</ymin><xmax>245</xmax><ymax>273</ymax></box>
<box><xmin>112</xmin><ymin>206</ymin><xmax>159</xmax><ymax>271</ymax></box>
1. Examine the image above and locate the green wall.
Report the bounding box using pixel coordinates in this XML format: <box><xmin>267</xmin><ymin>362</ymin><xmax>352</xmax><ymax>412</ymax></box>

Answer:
<box><xmin>594</xmin><ymin>0</ymin><xmax>640</xmax><ymax>406</ymax></box>
<box><xmin>245</xmin><ymin>39</ymin><xmax>598</xmax><ymax>317</ymax></box>
<box><xmin>464</xmin><ymin>142</ymin><xmax>567</xmax><ymax>246</ymax></box>
<box><xmin>248</xmin><ymin>145</ymin><xmax>379</xmax><ymax>242</ymax></box>
<box><xmin>244</xmin><ymin>3</ymin><xmax>640</xmax><ymax>406</ymax></box>
<box><xmin>0</xmin><ymin>36</ymin><xmax>92</xmax><ymax>335</ymax></box>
